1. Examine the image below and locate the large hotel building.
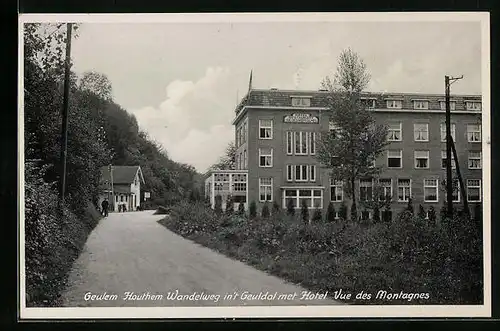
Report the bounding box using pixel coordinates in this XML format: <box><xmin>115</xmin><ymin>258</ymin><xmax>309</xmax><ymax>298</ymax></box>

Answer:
<box><xmin>205</xmin><ymin>87</ymin><xmax>483</xmax><ymax>220</ymax></box>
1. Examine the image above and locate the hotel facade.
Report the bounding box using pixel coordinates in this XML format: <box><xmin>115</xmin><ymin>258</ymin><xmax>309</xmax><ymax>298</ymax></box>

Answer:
<box><xmin>205</xmin><ymin>88</ymin><xmax>483</xmax><ymax>220</ymax></box>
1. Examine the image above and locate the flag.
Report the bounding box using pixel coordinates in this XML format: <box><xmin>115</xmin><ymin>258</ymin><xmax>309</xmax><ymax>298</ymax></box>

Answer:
<box><xmin>248</xmin><ymin>70</ymin><xmax>253</xmax><ymax>91</ymax></box>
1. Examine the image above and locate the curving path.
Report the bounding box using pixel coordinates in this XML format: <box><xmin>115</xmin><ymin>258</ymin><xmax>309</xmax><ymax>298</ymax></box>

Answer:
<box><xmin>60</xmin><ymin>211</ymin><xmax>339</xmax><ymax>307</ymax></box>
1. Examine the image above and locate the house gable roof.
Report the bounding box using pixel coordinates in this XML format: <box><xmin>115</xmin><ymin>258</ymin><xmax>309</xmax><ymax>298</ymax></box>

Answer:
<box><xmin>100</xmin><ymin>165</ymin><xmax>144</xmax><ymax>185</ymax></box>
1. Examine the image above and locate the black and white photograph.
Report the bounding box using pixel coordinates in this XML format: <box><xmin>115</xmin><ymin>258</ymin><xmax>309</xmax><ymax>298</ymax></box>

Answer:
<box><xmin>18</xmin><ymin>12</ymin><xmax>491</xmax><ymax>319</ymax></box>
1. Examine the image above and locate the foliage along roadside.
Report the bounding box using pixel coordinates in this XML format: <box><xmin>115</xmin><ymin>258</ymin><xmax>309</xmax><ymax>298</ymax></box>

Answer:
<box><xmin>159</xmin><ymin>200</ymin><xmax>483</xmax><ymax>305</ymax></box>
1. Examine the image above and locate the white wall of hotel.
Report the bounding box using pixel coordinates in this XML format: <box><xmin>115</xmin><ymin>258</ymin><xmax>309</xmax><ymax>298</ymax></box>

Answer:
<box><xmin>204</xmin><ymin>170</ymin><xmax>248</xmax><ymax>210</ymax></box>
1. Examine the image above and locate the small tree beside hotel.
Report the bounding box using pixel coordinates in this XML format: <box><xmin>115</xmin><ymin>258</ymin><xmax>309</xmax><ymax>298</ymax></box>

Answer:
<box><xmin>316</xmin><ymin>48</ymin><xmax>389</xmax><ymax>221</ymax></box>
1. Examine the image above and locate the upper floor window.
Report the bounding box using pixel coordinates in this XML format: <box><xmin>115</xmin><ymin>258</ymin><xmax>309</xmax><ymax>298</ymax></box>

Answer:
<box><xmin>386</xmin><ymin>100</ymin><xmax>403</xmax><ymax>109</ymax></box>
<box><xmin>243</xmin><ymin>149</ymin><xmax>247</xmax><ymax>169</ymax></box>
<box><xmin>441</xmin><ymin>150</ymin><xmax>456</xmax><ymax>169</ymax></box>
<box><xmin>468</xmin><ymin>151</ymin><xmax>482</xmax><ymax>169</ymax></box>
<box><xmin>294</xmin><ymin>131</ymin><xmax>309</xmax><ymax>155</ymax></box>
<box><xmin>423</xmin><ymin>179</ymin><xmax>439</xmax><ymax>202</ymax></box>
<box><xmin>467</xmin><ymin>179</ymin><xmax>481</xmax><ymax>202</ymax></box>
<box><xmin>413</xmin><ymin>100</ymin><xmax>429</xmax><ymax>110</ymax></box>
<box><xmin>329</xmin><ymin>122</ymin><xmax>342</xmax><ymax>138</ymax></box>
<box><xmin>414</xmin><ymin>123</ymin><xmax>429</xmax><ymax>141</ymax></box>
<box><xmin>259</xmin><ymin>177</ymin><xmax>273</xmax><ymax>202</ymax></box>
<box><xmin>387</xmin><ymin>150</ymin><xmax>403</xmax><ymax>168</ymax></box>
<box><xmin>397</xmin><ymin>178</ymin><xmax>411</xmax><ymax>202</ymax></box>
<box><xmin>415</xmin><ymin>150</ymin><xmax>430</xmax><ymax>169</ymax></box>
<box><xmin>467</xmin><ymin>124</ymin><xmax>482</xmax><ymax>142</ymax></box>
<box><xmin>259</xmin><ymin>119</ymin><xmax>273</xmax><ymax>139</ymax></box>
<box><xmin>440</xmin><ymin>123</ymin><xmax>456</xmax><ymax>142</ymax></box>
<box><xmin>440</xmin><ymin>101</ymin><xmax>456</xmax><ymax>110</ymax></box>
<box><xmin>466</xmin><ymin>101</ymin><xmax>481</xmax><ymax>111</ymax></box>
<box><xmin>259</xmin><ymin>148</ymin><xmax>273</xmax><ymax>167</ymax></box>
<box><xmin>291</xmin><ymin>97</ymin><xmax>311</xmax><ymax>107</ymax></box>
<box><xmin>378</xmin><ymin>178</ymin><xmax>392</xmax><ymax>202</ymax></box>
<box><xmin>387</xmin><ymin>122</ymin><xmax>402</xmax><ymax>141</ymax></box>
<box><xmin>361</xmin><ymin>98</ymin><xmax>376</xmax><ymax>109</ymax></box>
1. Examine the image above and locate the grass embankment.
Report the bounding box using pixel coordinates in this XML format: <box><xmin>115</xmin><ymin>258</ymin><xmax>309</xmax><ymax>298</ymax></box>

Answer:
<box><xmin>158</xmin><ymin>201</ymin><xmax>483</xmax><ymax>305</ymax></box>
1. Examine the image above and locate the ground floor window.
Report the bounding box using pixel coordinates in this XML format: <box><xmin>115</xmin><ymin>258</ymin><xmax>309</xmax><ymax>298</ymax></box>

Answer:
<box><xmin>397</xmin><ymin>178</ymin><xmax>411</xmax><ymax>202</ymax></box>
<box><xmin>330</xmin><ymin>179</ymin><xmax>343</xmax><ymax>202</ymax></box>
<box><xmin>283</xmin><ymin>188</ymin><xmax>323</xmax><ymax>209</ymax></box>
<box><xmin>424</xmin><ymin>178</ymin><xmax>438</xmax><ymax>202</ymax></box>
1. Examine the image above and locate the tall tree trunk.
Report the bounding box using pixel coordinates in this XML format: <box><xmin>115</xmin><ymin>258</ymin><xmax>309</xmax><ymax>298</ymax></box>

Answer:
<box><xmin>350</xmin><ymin>176</ymin><xmax>357</xmax><ymax>221</ymax></box>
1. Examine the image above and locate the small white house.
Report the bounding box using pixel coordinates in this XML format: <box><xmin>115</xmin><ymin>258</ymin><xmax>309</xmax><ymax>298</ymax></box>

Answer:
<box><xmin>204</xmin><ymin>170</ymin><xmax>248</xmax><ymax>210</ymax></box>
<box><xmin>99</xmin><ymin>165</ymin><xmax>145</xmax><ymax>212</ymax></box>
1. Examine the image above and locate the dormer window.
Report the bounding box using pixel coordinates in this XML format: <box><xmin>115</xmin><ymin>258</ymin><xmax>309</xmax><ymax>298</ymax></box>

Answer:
<box><xmin>466</xmin><ymin>101</ymin><xmax>481</xmax><ymax>111</ymax></box>
<box><xmin>361</xmin><ymin>98</ymin><xmax>376</xmax><ymax>109</ymax></box>
<box><xmin>413</xmin><ymin>100</ymin><xmax>429</xmax><ymax>110</ymax></box>
<box><xmin>440</xmin><ymin>100</ymin><xmax>456</xmax><ymax>110</ymax></box>
<box><xmin>291</xmin><ymin>97</ymin><xmax>311</xmax><ymax>107</ymax></box>
<box><xmin>386</xmin><ymin>99</ymin><xmax>402</xmax><ymax>109</ymax></box>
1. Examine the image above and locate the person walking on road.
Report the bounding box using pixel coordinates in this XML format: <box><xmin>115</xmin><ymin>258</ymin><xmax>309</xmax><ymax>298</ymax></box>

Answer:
<box><xmin>101</xmin><ymin>199</ymin><xmax>109</xmax><ymax>217</ymax></box>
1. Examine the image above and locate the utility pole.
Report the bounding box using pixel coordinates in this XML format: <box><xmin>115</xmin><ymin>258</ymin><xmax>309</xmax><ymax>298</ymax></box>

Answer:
<box><xmin>58</xmin><ymin>23</ymin><xmax>73</xmax><ymax>207</ymax></box>
<box><xmin>445</xmin><ymin>75</ymin><xmax>463</xmax><ymax>218</ymax></box>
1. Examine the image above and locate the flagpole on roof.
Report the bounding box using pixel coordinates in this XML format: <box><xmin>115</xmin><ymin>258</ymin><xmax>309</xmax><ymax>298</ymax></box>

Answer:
<box><xmin>248</xmin><ymin>70</ymin><xmax>253</xmax><ymax>92</ymax></box>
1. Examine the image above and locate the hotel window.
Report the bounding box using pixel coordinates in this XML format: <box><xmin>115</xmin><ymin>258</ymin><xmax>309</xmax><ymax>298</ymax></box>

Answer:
<box><xmin>233</xmin><ymin>182</ymin><xmax>247</xmax><ymax>192</ymax></box>
<box><xmin>235</xmin><ymin>154</ymin><xmax>240</xmax><ymax>170</ymax></box>
<box><xmin>468</xmin><ymin>151</ymin><xmax>482</xmax><ymax>169</ymax></box>
<box><xmin>291</xmin><ymin>97</ymin><xmax>311</xmax><ymax>107</ymax></box>
<box><xmin>387</xmin><ymin>122</ymin><xmax>402</xmax><ymax>141</ymax></box>
<box><xmin>413</xmin><ymin>100</ymin><xmax>429</xmax><ymax>110</ymax></box>
<box><xmin>387</xmin><ymin>150</ymin><xmax>402</xmax><ymax>168</ymax></box>
<box><xmin>295</xmin><ymin>165</ymin><xmax>309</xmax><ymax>182</ymax></box>
<box><xmin>286</xmin><ymin>131</ymin><xmax>293</xmax><ymax>155</ymax></box>
<box><xmin>466</xmin><ymin>101</ymin><xmax>481</xmax><ymax>111</ymax></box>
<box><xmin>243</xmin><ymin>149</ymin><xmax>247</xmax><ymax>169</ymax></box>
<box><xmin>378</xmin><ymin>178</ymin><xmax>392</xmax><ymax>202</ymax></box>
<box><xmin>243</xmin><ymin>121</ymin><xmax>247</xmax><ymax>144</ymax></box>
<box><xmin>259</xmin><ymin>177</ymin><xmax>273</xmax><ymax>202</ymax></box>
<box><xmin>397</xmin><ymin>179</ymin><xmax>411</xmax><ymax>202</ymax></box>
<box><xmin>467</xmin><ymin>179</ymin><xmax>481</xmax><ymax>202</ymax></box>
<box><xmin>467</xmin><ymin>124</ymin><xmax>482</xmax><ymax>142</ymax></box>
<box><xmin>441</xmin><ymin>151</ymin><xmax>456</xmax><ymax>169</ymax></box>
<box><xmin>286</xmin><ymin>165</ymin><xmax>294</xmax><ymax>182</ymax></box>
<box><xmin>259</xmin><ymin>119</ymin><xmax>273</xmax><ymax>139</ymax></box>
<box><xmin>423</xmin><ymin>179</ymin><xmax>439</xmax><ymax>202</ymax></box>
<box><xmin>415</xmin><ymin>150</ymin><xmax>429</xmax><ymax>169</ymax></box>
<box><xmin>440</xmin><ymin>101</ymin><xmax>456</xmax><ymax>110</ymax></box>
<box><xmin>294</xmin><ymin>132</ymin><xmax>308</xmax><ymax>155</ymax></box>
<box><xmin>310</xmin><ymin>165</ymin><xmax>316</xmax><ymax>182</ymax></box>
<box><xmin>414</xmin><ymin>123</ymin><xmax>429</xmax><ymax>141</ymax></box>
<box><xmin>309</xmin><ymin>132</ymin><xmax>316</xmax><ymax>155</ymax></box>
<box><xmin>330</xmin><ymin>179</ymin><xmax>343</xmax><ymax>202</ymax></box>
<box><xmin>294</xmin><ymin>189</ymin><xmax>323</xmax><ymax>209</ymax></box>
<box><xmin>359</xmin><ymin>178</ymin><xmax>373</xmax><ymax>202</ymax></box>
<box><xmin>362</xmin><ymin>98</ymin><xmax>376</xmax><ymax>109</ymax></box>
<box><xmin>440</xmin><ymin>123</ymin><xmax>456</xmax><ymax>142</ymax></box>
<box><xmin>386</xmin><ymin>100</ymin><xmax>402</xmax><ymax>109</ymax></box>
<box><xmin>361</xmin><ymin>211</ymin><xmax>371</xmax><ymax>221</ymax></box>
<box><xmin>259</xmin><ymin>148</ymin><xmax>273</xmax><ymax>167</ymax></box>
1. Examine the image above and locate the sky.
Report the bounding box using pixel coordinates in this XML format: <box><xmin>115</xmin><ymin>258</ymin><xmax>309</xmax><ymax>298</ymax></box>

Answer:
<box><xmin>68</xmin><ymin>18</ymin><xmax>483</xmax><ymax>173</ymax></box>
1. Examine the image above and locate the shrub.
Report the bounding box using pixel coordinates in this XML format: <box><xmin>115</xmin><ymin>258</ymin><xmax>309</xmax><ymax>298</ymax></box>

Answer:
<box><xmin>261</xmin><ymin>202</ymin><xmax>270</xmax><ymax>219</ymax></box>
<box><xmin>301</xmin><ymin>199</ymin><xmax>309</xmax><ymax>224</ymax></box>
<box><xmin>272</xmin><ymin>201</ymin><xmax>281</xmax><ymax>214</ymax></box>
<box><xmin>418</xmin><ymin>204</ymin><xmax>426</xmax><ymax>219</ymax></box>
<box><xmin>249</xmin><ymin>201</ymin><xmax>257</xmax><ymax>219</ymax></box>
<box><xmin>350</xmin><ymin>202</ymin><xmax>357</xmax><ymax>221</ymax></box>
<box><xmin>373</xmin><ymin>204</ymin><xmax>380</xmax><ymax>223</ymax></box>
<box><xmin>440</xmin><ymin>205</ymin><xmax>448</xmax><ymax>223</ymax></box>
<box><xmin>326</xmin><ymin>202</ymin><xmax>336</xmax><ymax>222</ymax></box>
<box><xmin>428</xmin><ymin>206</ymin><xmax>436</xmax><ymax>224</ymax></box>
<box><xmin>474</xmin><ymin>203</ymin><xmax>482</xmax><ymax>222</ymax></box>
<box><xmin>312</xmin><ymin>206</ymin><xmax>322</xmax><ymax>222</ymax></box>
<box><xmin>339</xmin><ymin>202</ymin><xmax>348</xmax><ymax>220</ymax></box>
<box><xmin>214</xmin><ymin>195</ymin><xmax>223</xmax><ymax>214</ymax></box>
<box><xmin>406</xmin><ymin>197</ymin><xmax>414</xmax><ymax>215</ymax></box>
<box><xmin>286</xmin><ymin>198</ymin><xmax>295</xmax><ymax>216</ymax></box>
<box><xmin>225</xmin><ymin>195</ymin><xmax>234</xmax><ymax>214</ymax></box>
<box><xmin>237</xmin><ymin>202</ymin><xmax>245</xmax><ymax>215</ymax></box>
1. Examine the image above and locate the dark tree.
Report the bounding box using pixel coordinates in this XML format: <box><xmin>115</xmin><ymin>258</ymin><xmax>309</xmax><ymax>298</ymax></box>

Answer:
<box><xmin>214</xmin><ymin>195</ymin><xmax>223</xmax><ymax>214</ymax></box>
<box><xmin>261</xmin><ymin>202</ymin><xmax>270</xmax><ymax>219</ymax></box>
<box><xmin>312</xmin><ymin>207</ymin><xmax>322</xmax><ymax>222</ymax></box>
<box><xmin>272</xmin><ymin>201</ymin><xmax>281</xmax><ymax>215</ymax></box>
<box><xmin>249</xmin><ymin>201</ymin><xmax>257</xmax><ymax>219</ymax></box>
<box><xmin>428</xmin><ymin>206</ymin><xmax>437</xmax><ymax>224</ymax></box>
<box><xmin>301</xmin><ymin>199</ymin><xmax>309</xmax><ymax>224</ymax></box>
<box><xmin>339</xmin><ymin>202</ymin><xmax>348</xmax><ymax>220</ymax></box>
<box><xmin>286</xmin><ymin>198</ymin><xmax>295</xmax><ymax>216</ymax></box>
<box><xmin>237</xmin><ymin>202</ymin><xmax>245</xmax><ymax>215</ymax></box>
<box><xmin>418</xmin><ymin>204</ymin><xmax>427</xmax><ymax>220</ymax></box>
<box><xmin>326</xmin><ymin>202</ymin><xmax>336</xmax><ymax>222</ymax></box>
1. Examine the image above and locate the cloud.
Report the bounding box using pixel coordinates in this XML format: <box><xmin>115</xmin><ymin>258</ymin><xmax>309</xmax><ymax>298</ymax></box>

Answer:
<box><xmin>131</xmin><ymin>67</ymin><xmax>236</xmax><ymax>173</ymax></box>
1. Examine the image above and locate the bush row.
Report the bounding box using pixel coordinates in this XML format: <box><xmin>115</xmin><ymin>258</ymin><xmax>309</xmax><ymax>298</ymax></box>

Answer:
<box><xmin>159</xmin><ymin>199</ymin><xmax>483</xmax><ymax>305</ymax></box>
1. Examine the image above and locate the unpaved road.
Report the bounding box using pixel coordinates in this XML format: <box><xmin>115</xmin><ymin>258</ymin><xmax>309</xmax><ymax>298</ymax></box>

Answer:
<box><xmin>60</xmin><ymin>211</ymin><xmax>339</xmax><ymax>307</ymax></box>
